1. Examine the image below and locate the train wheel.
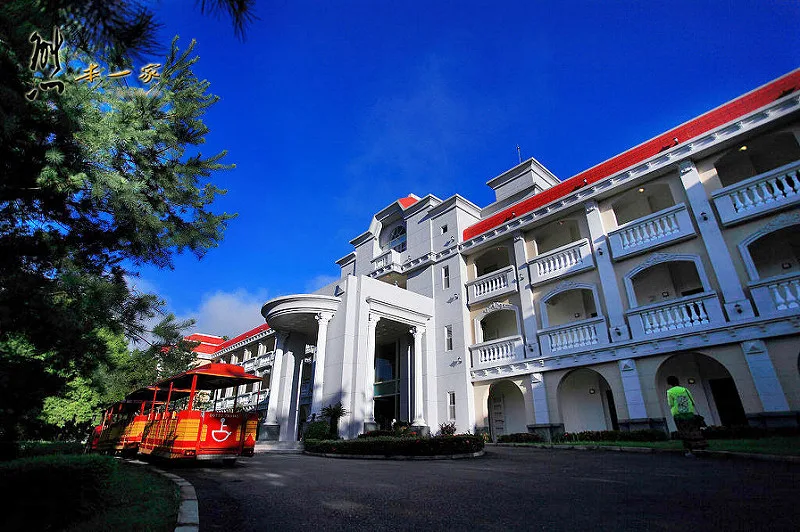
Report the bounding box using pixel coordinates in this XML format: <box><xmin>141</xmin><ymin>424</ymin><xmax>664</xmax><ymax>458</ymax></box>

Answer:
<box><xmin>222</xmin><ymin>458</ymin><xmax>237</xmax><ymax>467</ymax></box>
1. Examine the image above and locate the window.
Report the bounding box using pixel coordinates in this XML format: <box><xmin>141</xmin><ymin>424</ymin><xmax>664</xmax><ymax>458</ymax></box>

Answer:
<box><xmin>441</xmin><ymin>224</ymin><xmax>448</xmax><ymax>234</ymax></box>
<box><xmin>448</xmin><ymin>392</ymin><xmax>456</xmax><ymax>421</ymax></box>
<box><xmin>442</xmin><ymin>265</ymin><xmax>450</xmax><ymax>289</ymax></box>
<box><xmin>445</xmin><ymin>325</ymin><xmax>453</xmax><ymax>351</ymax></box>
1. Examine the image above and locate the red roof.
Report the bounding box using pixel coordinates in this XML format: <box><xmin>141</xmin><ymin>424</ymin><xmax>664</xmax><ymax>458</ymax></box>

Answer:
<box><xmin>463</xmin><ymin>69</ymin><xmax>800</xmax><ymax>241</ymax></box>
<box><xmin>398</xmin><ymin>195</ymin><xmax>419</xmax><ymax>209</ymax></box>
<box><xmin>184</xmin><ymin>323</ymin><xmax>272</xmax><ymax>356</ymax></box>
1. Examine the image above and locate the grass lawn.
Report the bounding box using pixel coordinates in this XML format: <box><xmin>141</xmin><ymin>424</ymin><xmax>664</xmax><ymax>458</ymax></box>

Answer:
<box><xmin>545</xmin><ymin>436</ymin><xmax>800</xmax><ymax>455</ymax></box>
<box><xmin>66</xmin><ymin>460</ymin><xmax>179</xmax><ymax>532</ymax></box>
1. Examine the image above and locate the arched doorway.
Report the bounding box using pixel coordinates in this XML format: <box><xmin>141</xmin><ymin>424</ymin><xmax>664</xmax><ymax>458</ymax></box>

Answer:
<box><xmin>487</xmin><ymin>380</ymin><xmax>526</xmax><ymax>441</ymax></box>
<box><xmin>655</xmin><ymin>353</ymin><xmax>747</xmax><ymax>431</ymax></box>
<box><xmin>557</xmin><ymin>369</ymin><xmax>618</xmax><ymax>432</ymax></box>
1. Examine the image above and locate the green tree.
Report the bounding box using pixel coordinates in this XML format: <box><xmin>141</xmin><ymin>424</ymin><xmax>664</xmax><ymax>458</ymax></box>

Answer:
<box><xmin>0</xmin><ymin>0</ymin><xmax>253</xmax><ymax>443</ymax></box>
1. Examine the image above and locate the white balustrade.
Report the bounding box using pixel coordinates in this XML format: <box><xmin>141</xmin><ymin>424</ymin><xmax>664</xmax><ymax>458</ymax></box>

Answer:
<box><xmin>749</xmin><ymin>272</ymin><xmax>800</xmax><ymax>316</ymax></box>
<box><xmin>466</xmin><ymin>265</ymin><xmax>516</xmax><ymax>305</ymax></box>
<box><xmin>370</xmin><ymin>249</ymin><xmax>402</xmax><ymax>274</ymax></box>
<box><xmin>712</xmin><ymin>160</ymin><xmax>800</xmax><ymax>226</ymax></box>
<box><xmin>608</xmin><ymin>204</ymin><xmax>696</xmax><ymax>259</ymax></box>
<box><xmin>538</xmin><ymin>317</ymin><xmax>609</xmax><ymax>357</ymax></box>
<box><xmin>627</xmin><ymin>292</ymin><xmax>725</xmax><ymax>339</ymax></box>
<box><xmin>469</xmin><ymin>335</ymin><xmax>525</xmax><ymax>370</ymax></box>
<box><xmin>528</xmin><ymin>239</ymin><xmax>594</xmax><ymax>286</ymax></box>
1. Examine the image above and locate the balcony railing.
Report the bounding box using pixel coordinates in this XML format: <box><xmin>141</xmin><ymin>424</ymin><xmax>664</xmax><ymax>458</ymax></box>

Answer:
<box><xmin>469</xmin><ymin>335</ymin><xmax>525</xmax><ymax>370</ymax></box>
<box><xmin>371</xmin><ymin>248</ymin><xmax>403</xmax><ymax>275</ymax></box>
<box><xmin>466</xmin><ymin>265</ymin><xmax>516</xmax><ymax>305</ymax></box>
<box><xmin>608</xmin><ymin>203</ymin><xmax>696</xmax><ymax>260</ymax></box>
<box><xmin>749</xmin><ymin>272</ymin><xmax>800</xmax><ymax>317</ymax></box>
<box><xmin>299</xmin><ymin>381</ymin><xmax>312</xmax><ymax>401</ymax></box>
<box><xmin>538</xmin><ymin>316</ymin><xmax>609</xmax><ymax>357</ymax></box>
<box><xmin>528</xmin><ymin>238</ymin><xmax>594</xmax><ymax>286</ymax></box>
<box><xmin>242</xmin><ymin>351</ymin><xmax>274</xmax><ymax>373</ymax></box>
<box><xmin>711</xmin><ymin>160</ymin><xmax>800</xmax><ymax>226</ymax></box>
<box><xmin>626</xmin><ymin>292</ymin><xmax>725</xmax><ymax>338</ymax></box>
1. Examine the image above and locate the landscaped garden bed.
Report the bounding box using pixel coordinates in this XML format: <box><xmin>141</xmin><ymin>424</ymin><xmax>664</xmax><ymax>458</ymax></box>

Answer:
<box><xmin>304</xmin><ymin>434</ymin><xmax>485</xmax><ymax>457</ymax></box>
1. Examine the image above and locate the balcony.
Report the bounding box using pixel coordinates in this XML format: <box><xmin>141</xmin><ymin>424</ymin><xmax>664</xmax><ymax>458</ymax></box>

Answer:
<box><xmin>608</xmin><ymin>203</ymin><xmax>696</xmax><ymax>260</ymax></box>
<box><xmin>371</xmin><ymin>248</ymin><xmax>403</xmax><ymax>276</ymax></box>
<box><xmin>538</xmin><ymin>316</ymin><xmax>609</xmax><ymax>357</ymax></box>
<box><xmin>466</xmin><ymin>265</ymin><xmax>516</xmax><ymax>305</ymax></box>
<box><xmin>469</xmin><ymin>335</ymin><xmax>525</xmax><ymax>370</ymax></box>
<box><xmin>711</xmin><ymin>160</ymin><xmax>800</xmax><ymax>226</ymax></box>
<box><xmin>528</xmin><ymin>238</ymin><xmax>594</xmax><ymax>286</ymax></box>
<box><xmin>749</xmin><ymin>272</ymin><xmax>800</xmax><ymax>317</ymax></box>
<box><xmin>299</xmin><ymin>381</ymin><xmax>312</xmax><ymax>401</ymax></box>
<box><xmin>626</xmin><ymin>292</ymin><xmax>725</xmax><ymax>339</ymax></box>
<box><xmin>241</xmin><ymin>351</ymin><xmax>274</xmax><ymax>373</ymax></box>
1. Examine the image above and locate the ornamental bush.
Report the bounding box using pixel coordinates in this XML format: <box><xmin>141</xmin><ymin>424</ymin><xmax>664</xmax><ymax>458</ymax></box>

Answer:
<box><xmin>303</xmin><ymin>421</ymin><xmax>331</xmax><ymax>440</ymax></box>
<box><xmin>556</xmin><ymin>429</ymin><xmax>668</xmax><ymax>443</ymax></box>
<box><xmin>357</xmin><ymin>430</ymin><xmax>396</xmax><ymax>439</ymax></box>
<box><xmin>305</xmin><ymin>435</ymin><xmax>485</xmax><ymax>456</ymax></box>
<box><xmin>438</xmin><ymin>422</ymin><xmax>457</xmax><ymax>436</ymax></box>
<box><xmin>497</xmin><ymin>432</ymin><xmax>545</xmax><ymax>443</ymax></box>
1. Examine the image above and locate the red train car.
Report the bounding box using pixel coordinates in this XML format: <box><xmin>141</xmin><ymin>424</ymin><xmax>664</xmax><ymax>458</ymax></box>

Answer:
<box><xmin>137</xmin><ymin>363</ymin><xmax>261</xmax><ymax>464</ymax></box>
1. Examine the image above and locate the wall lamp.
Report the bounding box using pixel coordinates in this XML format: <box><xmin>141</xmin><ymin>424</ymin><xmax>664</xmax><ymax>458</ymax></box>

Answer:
<box><xmin>700</xmin><ymin>212</ymin><xmax>709</xmax><ymax>221</ymax></box>
<box><xmin>614</xmin><ymin>327</ymin><xmax>622</xmax><ymax>337</ymax></box>
<box><xmin>588</xmin><ymin>387</ymin><xmax>597</xmax><ymax>395</ymax></box>
<box><xmin>734</xmin><ymin>303</ymin><xmax>743</xmax><ymax>314</ymax></box>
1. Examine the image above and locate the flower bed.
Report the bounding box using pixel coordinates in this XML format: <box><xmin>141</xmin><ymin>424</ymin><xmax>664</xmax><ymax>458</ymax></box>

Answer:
<box><xmin>305</xmin><ymin>435</ymin><xmax>484</xmax><ymax>456</ymax></box>
<box><xmin>497</xmin><ymin>433</ymin><xmax>545</xmax><ymax>443</ymax></box>
<box><xmin>556</xmin><ymin>429</ymin><xmax>668</xmax><ymax>443</ymax></box>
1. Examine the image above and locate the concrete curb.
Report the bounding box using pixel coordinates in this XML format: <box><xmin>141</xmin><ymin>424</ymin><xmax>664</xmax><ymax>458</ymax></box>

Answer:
<box><xmin>142</xmin><ymin>464</ymin><xmax>200</xmax><ymax>532</ymax></box>
<box><xmin>489</xmin><ymin>443</ymin><xmax>800</xmax><ymax>463</ymax></box>
<box><xmin>303</xmin><ymin>450</ymin><xmax>485</xmax><ymax>460</ymax></box>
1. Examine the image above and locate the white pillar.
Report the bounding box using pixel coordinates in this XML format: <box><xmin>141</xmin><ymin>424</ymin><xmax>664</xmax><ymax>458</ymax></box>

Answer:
<box><xmin>741</xmin><ymin>340</ymin><xmax>789</xmax><ymax>412</ymax></box>
<box><xmin>311</xmin><ymin>312</ymin><xmax>334</xmax><ymax>415</ymax></box>
<box><xmin>618</xmin><ymin>359</ymin><xmax>647</xmax><ymax>419</ymax></box>
<box><xmin>264</xmin><ymin>331</ymin><xmax>288</xmax><ymax>425</ymax></box>
<box><xmin>585</xmin><ymin>200</ymin><xmax>631</xmax><ymax>340</ymax></box>
<box><xmin>278</xmin><ymin>339</ymin><xmax>297</xmax><ymax>442</ymax></box>
<box><xmin>513</xmin><ymin>231</ymin><xmax>541</xmax><ymax>356</ymax></box>
<box><xmin>678</xmin><ymin>160</ymin><xmax>755</xmax><ymax>320</ymax></box>
<box><xmin>530</xmin><ymin>373</ymin><xmax>550</xmax><ymax>424</ymax></box>
<box><xmin>411</xmin><ymin>325</ymin><xmax>427</xmax><ymax>427</ymax></box>
<box><xmin>363</xmin><ymin>314</ymin><xmax>380</xmax><ymax>426</ymax></box>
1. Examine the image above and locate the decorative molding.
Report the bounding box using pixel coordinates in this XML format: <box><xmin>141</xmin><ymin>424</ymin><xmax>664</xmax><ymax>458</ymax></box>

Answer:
<box><xmin>678</xmin><ymin>160</ymin><xmax>696</xmax><ymax>175</ymax></box>
<box><xmin>619</xmin><ymin>359</ymin><xmax>635</xmax><ymax>372</ymax></box>
<box><xmin>741</xmin><ymin>339</ymin><xmax>766</xmax><ymax>355</ymax></box>
<box><xmin>482</xmin><ymin>301</ymin><xmax>515</xmax><ymax>315</ymax></box>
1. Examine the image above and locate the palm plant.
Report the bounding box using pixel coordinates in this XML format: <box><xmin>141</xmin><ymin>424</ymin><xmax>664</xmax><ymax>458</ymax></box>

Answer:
<box><xmin>321</xmin><ymin>402</ymin><xmax>348</xmax><ymax>439</ymax></box>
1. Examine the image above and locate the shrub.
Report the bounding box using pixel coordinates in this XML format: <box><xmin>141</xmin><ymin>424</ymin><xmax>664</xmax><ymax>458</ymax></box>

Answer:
<box><xmin>358</xmin><ymin>430</ymin><xmax>396</xmax><ymax>439</ymax></box>
<box><xmin>15</xmin><ymin>440</ymin><xmax>85</xmax><ymax>458</ymax></box>
<box><xmin>0</xmin><ymin>454</ymin><xmax>118</xmax><ymax>530</ymax></box>
<box><xmin>321</xmin><ymin>401</ymin><xmax>348</xmax><ymax>438</ymax></box>
<box><xmin>555</xmin><ymin>429</ymin><xmax>668</xmax><ymax>443</ymax></box>
<box><xmin>303</xmin><ymin>420</ymin><xmax>331</xmax><ymax>441</ymax></box>
<box><xmin>438</xmin><ymin>422</ymin><xmax>457</xmax><ymax>436</ymax></box>
<box><xmin>305</xmin><ymin>435</ymin><xmax>485</xmax><ymax>456</ymax></box>
<box><xmin>498</xmin><ymin>432</ymin><xmax>544</xmax><ymax>443</ymax></box>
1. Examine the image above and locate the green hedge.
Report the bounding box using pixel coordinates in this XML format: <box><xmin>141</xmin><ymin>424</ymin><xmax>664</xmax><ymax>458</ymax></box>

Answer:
<box><xmin>1</xmin><ymin>454</ymin><xmax>118</xmax><ymax>530</ymax></box>
<box><xmin>556</xmin><ymin>429</ymin><xmax>668</xmax><ymax>443</ymax></box>
<box><xmin>14</xmin><ymin>440</ymin><xmax>85</xmax><ymax>458</ymax></box>
<box><xmin>498</xmin><ymin>432</ymin><xmax>545</xmax><ymax>443</ymax></box>
<box><xmin>305</xmin><ymin>435</ymin><xmax>485</xmax><ymax>456</ymax></box>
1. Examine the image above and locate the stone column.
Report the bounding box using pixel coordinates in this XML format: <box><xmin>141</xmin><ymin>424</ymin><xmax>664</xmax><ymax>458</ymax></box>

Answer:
<box><xmin>278</xmin><ymin>338</ymin><xmax>297</xmax><ymax>442</ymax></box>
<box><xmin>411</xmin><ymin>325</ymin><xmax>427</xmax><ymax>427</ymax></box>
<box><xmin>512</xmin><ymin>231</ymin><xmax>541</xmax><ymax>356</ymax></box>
<box><xmin>362</xmin><ymin>314</ymin><xmax>380</xmax><ymax>430</ymax></box>
<box><xmin>585</xmin><ymin>200</ymin><xmax>631</xmax><ymax>340</ymax></box>
<box><xmin>262</xmin><ymin>331</ymin><xmax>288</xmax><ymax>441</ymax></box>
<box><xmin>530</xmin><ymin>373</ymin><xmax>550</xmax><ymax>424</ymax></box>
<box><xmin>741</xmin><ymin>340</ymin><xmax>789</xmax><ymax>413</ymax></box>
<box><xmin>311</xmin><ymin>312</ymin><xmax>334</xmax><ymax>415</ymax></box>
<box><xmin>678</xmin><ymin>160</ymin><xmax>755</xmax><ymax>320</ymax></box>
<box><xmin>618</xmin><ymin>359</ymin><xmax>647</xmax><ymax>420</ymax></box>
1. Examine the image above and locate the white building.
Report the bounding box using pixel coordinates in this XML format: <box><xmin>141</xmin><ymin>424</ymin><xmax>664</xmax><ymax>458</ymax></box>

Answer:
<box><xmin>204</xmin><ymin>69</ymin><xmax>800</xmax><ymax>443</ymax></box>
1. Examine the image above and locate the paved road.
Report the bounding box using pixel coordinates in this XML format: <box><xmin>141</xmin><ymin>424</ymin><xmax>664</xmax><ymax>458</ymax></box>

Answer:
<box><xmin>167</xmin><ymin>447</ymin><xmax>800</xmax><ymax>531</ymax></box>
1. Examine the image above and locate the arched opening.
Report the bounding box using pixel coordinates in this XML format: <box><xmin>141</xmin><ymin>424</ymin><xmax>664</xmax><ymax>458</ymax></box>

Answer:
<box><xmin>557</xmin><ymin>369</ymin><xmax>618</xmax><ymax>432</ymax></box>
<box><xmin>714</xmin><ymin>132</ymin><xmax>800</xmax><ymax>188</ymax></box>
<box><xmin>487</xmin><ymin>380</ymin><xmax>527</xmax><ymax>441</ymax></box>
<box><xmin>612</xmin><ymin>182</ymin><xmax>676</xmax><ymax>226</ymax></box>
<box><xmin>534</xmin><ymin>218</ymin><xmax>581</xmax><ymax>255</ymax></box>
<box><xmin>544</xmin><ymin>288</ymin><xmax>598</xmax><ymax>327</ymax></box>
<box><xmin>473</xmin><ymin>246</ymin><xmax>512</xmax><ymax>277</ymax></box>
<box><xmin>382</xmin><ymin>224</ymin><xmax>407</xmax><ymax>252</ymax></box>
<box><xmin>630</xmin><ymin>261</ymin><xmax>704</xmax><ymax>306</ymax></box>
<box><xmin>478</xmin><ymin>309</ymin><xmax>518</xmax><ymax>342</ymax></box>
<box><xmin>747</xmin><ymin>226</ymin><xmax>800</xmax><ymax>279</ymax></box>
<box><xmin>656</xmin><ymin>353</ymin><xmax>747</xmax><ymax>431</ymax></box>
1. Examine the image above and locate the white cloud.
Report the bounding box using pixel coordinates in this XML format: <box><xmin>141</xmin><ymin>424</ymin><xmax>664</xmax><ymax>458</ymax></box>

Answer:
<box><xmin>182</xmin><ymin>288</ymin><xmax>270</xmax><ymax>338</ymax></box>
<box><xmin>304</xmin><ymin>274</ymin><xmax>340</xmax><ymax>293</ymax></box>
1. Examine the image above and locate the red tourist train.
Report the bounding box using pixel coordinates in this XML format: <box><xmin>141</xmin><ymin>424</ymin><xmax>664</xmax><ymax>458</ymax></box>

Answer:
<box><xmin>89</xmin><ymin>363</ymin><xmax>261</xmax><ymax>464</ymax></box>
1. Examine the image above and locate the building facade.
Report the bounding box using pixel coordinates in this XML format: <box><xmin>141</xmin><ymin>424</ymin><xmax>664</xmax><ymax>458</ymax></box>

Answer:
<box><xmin>203</xmin><ymin>69</ymin><xmax>800</xmax><ymax>442</ymax></box>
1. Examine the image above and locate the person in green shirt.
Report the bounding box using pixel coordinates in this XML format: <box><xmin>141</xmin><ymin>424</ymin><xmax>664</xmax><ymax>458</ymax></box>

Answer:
<box><xmin>666</xmin><ymin>376</ymin><xmax>707</xmax><ymax>456</ymax></box>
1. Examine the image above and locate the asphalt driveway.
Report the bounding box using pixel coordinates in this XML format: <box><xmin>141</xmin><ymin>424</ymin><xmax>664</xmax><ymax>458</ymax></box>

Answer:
<box><xmin>168</xmin><ymin>446</ymin><xmax>800</xmax><ymax>531</ymax></box>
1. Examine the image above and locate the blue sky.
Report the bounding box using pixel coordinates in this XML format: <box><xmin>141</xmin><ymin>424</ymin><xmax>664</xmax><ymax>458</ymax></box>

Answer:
<box><xmin>134</xmin><ymin>0</ymin><xmax>799</xmax><ymax>337</ymax></box>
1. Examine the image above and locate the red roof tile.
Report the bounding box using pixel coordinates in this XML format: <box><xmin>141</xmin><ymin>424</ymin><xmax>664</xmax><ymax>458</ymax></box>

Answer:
<box><xmin>184</xmin><ymin>323</ymin><xmax>272</xmax><ymax>356</ymax></box>
<box><xmin>463</xmin><ymin>69</ymin><xmax>800</xmax><ymax>241</ymax></box>
<box><xmin>398</xmin><ymin>195</ymin><xmax>419</xmax><ymax>209</ymax></box>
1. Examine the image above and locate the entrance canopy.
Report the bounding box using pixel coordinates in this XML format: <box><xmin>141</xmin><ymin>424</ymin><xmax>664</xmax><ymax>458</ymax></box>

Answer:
<box><xmin>151</xmin><ymin>363</ymin><xmax>262</xmax><ymax>391</ymax></box>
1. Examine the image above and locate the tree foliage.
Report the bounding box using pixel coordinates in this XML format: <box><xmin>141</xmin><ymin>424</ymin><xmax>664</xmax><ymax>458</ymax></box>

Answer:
<box><xmin>0</xmin><ymin>0</ymin><xmax>253</xmax><ymax>440</ymax></box>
